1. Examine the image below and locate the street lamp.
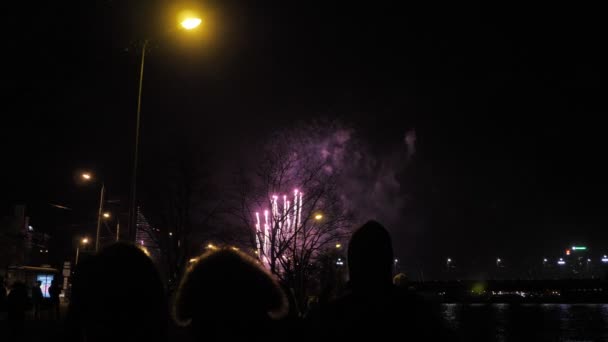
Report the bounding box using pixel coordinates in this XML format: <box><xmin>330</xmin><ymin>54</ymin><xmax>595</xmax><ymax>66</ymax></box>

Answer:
<box><xmin>181</xmin><ymin>17</ymin><xmax>202</xmax><ymax>30</ymax></box>
<box><xmin>103</xmin><ymin>212</ymin><xmax>111</xmax><ymax>219</ymax></box>
<box><xmin>82</xmin><ymin>172</ymin><xmax>105</xmax><ymax>252</ymax></box>
<box><xmin>129</xmin><ymin>12</ymin><xmax>203</xmax><ymax>242</ymax></box>
<box><xmin>314</xmin><ymin>214</ymin><xmax>323</xmax><ymax>221</ymax></box>
<box><xmin>75</xmin><ymin>237</ymin><xmax>89</xmax><ymax>265</ymax></box>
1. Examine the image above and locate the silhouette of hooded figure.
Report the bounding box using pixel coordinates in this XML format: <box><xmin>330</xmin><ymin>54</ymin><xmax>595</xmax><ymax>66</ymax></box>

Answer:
<box><xmin>66</xmin><ymin>243</ymin><xmax>167</xmax><ymax>342</ymax></box>
<box><xmin>311</xmin><ymin>220</ymin><xmax>450</xmax><ymax>339</ymax></box>
<box><xmin>174</xmin><ymin>248</ymin><xmax>288</xmax><ymax>341</ymax></box>
<box><xmin>347</xmin><ymin>220</ymin><xmax>395</xmax><ymax>295</ymax></box>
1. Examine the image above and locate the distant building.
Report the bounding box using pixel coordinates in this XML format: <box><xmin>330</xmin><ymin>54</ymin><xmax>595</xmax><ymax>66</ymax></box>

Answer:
<box><xmin>0</xmin><ymin>205</ymin><xmax>50</xmax><ymax>277</ymax></box>
<box><xmin>0</xmin><ymin>205</ymin><xmax>30</xmax><ymax>273</ymax></box>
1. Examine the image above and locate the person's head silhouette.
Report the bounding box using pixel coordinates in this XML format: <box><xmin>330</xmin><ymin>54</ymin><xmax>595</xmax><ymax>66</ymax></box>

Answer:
<box><xmin>68</xmin><ymin>243</ymin><xmax>167</xmax><ymax>342</ymax></box>
<box><xmin>347</xmin><ymin>220</ymin><xmax>394</xmax><ymax>292</ymax></box>
<box><xmin>174</xmin><ymin>248</ymin><xmax>288</xmax><ymax>340</ymax></box>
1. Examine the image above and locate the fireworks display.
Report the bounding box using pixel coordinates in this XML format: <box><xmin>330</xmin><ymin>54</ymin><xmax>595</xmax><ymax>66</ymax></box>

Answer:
<box><xmin>255</xmin><ymin>189</ymin><xmax>303</xmax><ymax>264</ymax></box>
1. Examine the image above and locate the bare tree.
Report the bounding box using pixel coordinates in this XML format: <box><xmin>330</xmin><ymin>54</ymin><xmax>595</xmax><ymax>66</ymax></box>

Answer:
<box><xmin>142</xmin><ymin>145</ymin><xmax>221</xmax><ymax>287</ymax></box>
<box><xmin>227</xmin><ymin>122</ymin><xmax>354</xmax><ymax>311</ymax></box>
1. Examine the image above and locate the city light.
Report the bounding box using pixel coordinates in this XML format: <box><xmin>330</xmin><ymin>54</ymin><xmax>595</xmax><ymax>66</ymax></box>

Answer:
<box><xmin>28</xmin><ymin>225</ymin><xmax>33</xmax><ymax>231</ymax></box>
<box><xmin>315</xmin><ymin>214</ymin><xmax>323</xmax><ymax>220</ymax></box>
<box><xmin>335</xmin><ymin>243</ymin><xmax>342</xmax><ymax>249</ymax></box>
<box><xmin>102</xmin><ymin>212</ymin><xmax>111</xmax><ymax>219</ymax></box>
<box><xmin>81</xmin><ymin>173</ymin><xmax>92</xmax><ymax>180</ymax></box>
<box><xmin>543</xmin><ymin>258</ymin><xmax>548</xmax><ymax>262</ymax></box>
<box><xmin>81</xmin><ymin>238</ymin><xmax>89</xmax><ymax>244</ymax></box>
<box><xmin>497</xmin><ymin>258</ymin><xmax>502</xmax><ymax>263</ymax></box>
<box><xmin>566</xmin><ymin>249</ymin><xmax>571</xmax><ymax>256</ymax></box>
<box><xmin>189</xmin><ymin>258</ymin><xmax>198</xmax><ymax>263</ymax></box>
<box><xmin>394</xmin><ymin>258</ymin><xmax>399</xmax><ymax>263</ymax></box>
<box><xmin>169</xmin><ymin>232</ymin><xmax>173</xmax><ymax>237</ymax></box>
<box><xmin>206</xmin><ymin>243</ymin><xmax>217</xmax><ymax>250</ymax></box>
<box><xmin>336</xmin><ymin>258</ymin><xmax>344</xmax><ymax>266</ymax></box>
<box><xmin>447</xmin><ymin>258</ymin><xmax>452</xmax><ymax>263</ymax></box>
<box><xmin>572</xmin><ymin>246</ymin><xmax>587</xmax><ymax>251</ymax></box>
<box><xmin>181</xmin><ymin>17</ymin><xmax>202</xmax><ymax>30</ymax></box>
<box><xmin>602</xmin><ymin>255</ymin><xmax>608</xmax><ymax>263</ymax></box>
<box><xmin>558</xmin><ymin>258</ymin><xmax>566</xmax><ymax>265</ymax></box>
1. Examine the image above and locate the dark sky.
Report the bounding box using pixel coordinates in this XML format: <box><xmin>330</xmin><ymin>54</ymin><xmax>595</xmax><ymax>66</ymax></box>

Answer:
<box><xmin>2</xmin><ymin>1</ymin><xmax>607</xmax><ymax>277</ymax></box>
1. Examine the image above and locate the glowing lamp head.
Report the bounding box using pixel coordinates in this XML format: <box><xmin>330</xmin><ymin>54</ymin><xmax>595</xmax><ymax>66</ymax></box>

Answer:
<box><xmin>335</xmin><ymin>243</ymin><xmax>342</xmax><ymax>249</ymax></box>
<box><xmin>102</xmin><ymin>212</ymin><xmax>110</xmax><ymax>219</ymax></box>
<box><xmin>314</xmin><ymin>214</ymin><xmax>323</xmax><ymax>221</ymax></box>
<box><xmin>181</xmin><ymin>17</ymin><xmax>202</xmax><ymax>30</ymax></box>
<box><xmin>81</xmin><ymin>173</ymin><xmax>92</xmax><ymax>180</ymax></box>
<box><xmin>447</xmin><ymin>258</ymin><xmax>452</xmax><ymax>262</ymax></box>
<box><xmin>81</xmin><ymin>238</ymin><xmax>89</xmax><ymax>244</ymax></box>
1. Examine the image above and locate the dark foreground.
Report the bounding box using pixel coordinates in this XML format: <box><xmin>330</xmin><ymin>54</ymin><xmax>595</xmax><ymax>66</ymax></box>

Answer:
<box><xmin>442</xmin><ymin>303</ymin><xmax>608</xmax><ymax>341</ymax></box>
<box><xmin>3</xmin><ymin>303</ymin><xmax>608</xmax><ymax>342</ymax></box>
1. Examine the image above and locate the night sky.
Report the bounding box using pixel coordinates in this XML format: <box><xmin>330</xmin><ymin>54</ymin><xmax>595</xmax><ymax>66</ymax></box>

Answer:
<box><xmin>2</xmin><ymin>1</ymin><xmax>607</xmax><ymax>278</ymax></box>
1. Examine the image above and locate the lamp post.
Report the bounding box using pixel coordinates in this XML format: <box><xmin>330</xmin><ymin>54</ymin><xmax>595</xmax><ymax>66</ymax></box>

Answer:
<box><xmin>75</xmin><ymin>238</ymin><xmax>89</xmax><ymax>265</ymax></box>
<box><xmin>128</xmin><ymin>15</ymin><xmax>203</xmax><ymax>241</ymax></box>
<box><xmin>82</xmin><ymin>172</ymin><xmax>105</xmax><ymax>252</ymax></box>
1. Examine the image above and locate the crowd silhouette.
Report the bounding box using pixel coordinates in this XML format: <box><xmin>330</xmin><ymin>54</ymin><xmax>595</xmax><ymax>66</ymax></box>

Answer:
<box><xmin>2</xmin><ymin>220</ymin><xmax>452</xmax><ymax>341</ymax></box>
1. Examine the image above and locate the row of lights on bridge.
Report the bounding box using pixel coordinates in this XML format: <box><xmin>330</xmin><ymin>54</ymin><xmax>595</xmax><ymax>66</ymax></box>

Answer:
<box><xmin>445</xmin><ymin>256</ymin><xmax>608</xmax><ymax>267</ymax></box>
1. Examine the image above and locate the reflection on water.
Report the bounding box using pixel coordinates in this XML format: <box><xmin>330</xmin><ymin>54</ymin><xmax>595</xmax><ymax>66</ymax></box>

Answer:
<box><xmin>440</xmin><ymin>304</ymin><xmax>608</xmax><ymax>342</ymax></box>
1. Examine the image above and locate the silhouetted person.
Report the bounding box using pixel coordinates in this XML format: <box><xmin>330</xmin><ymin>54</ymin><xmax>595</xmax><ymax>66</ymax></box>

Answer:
<box><xmin>310</xmin><ymin>220</ymin><xmax>450</xmax><ymax>339</ymax></box>
<box><xmin>66</xmin><ymin>243</ymin><xmax>168</xmax><ymax>342</ymax></box>
<box><xmin>32</xmin><ymin>280</ymin><xmax>43</xmax><ymax>320</ymax></box>
<box><xmin>49</xmin><ymin>278</ymin><xmax>61</xmax><ymax>319</ymax></box>
<box><xmin>174</xmin><ymin>248</ymin><xmax>288</xmax><ymax>341</ymax></box>
<box><xmin>7</xmin><ymin>281</ymin><xmax>29</xmax><ymax>336</ymax></box>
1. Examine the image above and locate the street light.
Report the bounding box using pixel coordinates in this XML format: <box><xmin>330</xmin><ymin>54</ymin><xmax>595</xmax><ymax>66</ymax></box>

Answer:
<box><xmin>75</xmin><ymin>237</ymin><xmax>89</xmax><ymax>265</ymax></box>
<box><xmin>314</xmin><ymin>214</ymin><xmax>323</xmax><ymax>221</ymax></box>
<box><xmin>129</xmin><ymin>12</ymin><xmax>204</xmax><ymax>242</ymax></box>
<box><xmin>103</xmin><ymin>212</ymin><xmax>111</xmax><ymax>219</ymax></box>
<box><xmin>181</xmin><ymin>17</ymin><xmax>202</xmax><ymax>30</ymax></box>
<box><xmin>81</xmin><ymin>172</ymin><xmax>106</xmax><ymax>252</ymax></box>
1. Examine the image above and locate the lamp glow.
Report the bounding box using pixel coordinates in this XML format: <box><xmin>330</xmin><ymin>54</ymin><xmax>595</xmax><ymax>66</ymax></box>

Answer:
<box><xmin>181</xmin><ymin>17</ymin><xmax>202</xmax><ymax>30</ymax></box>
